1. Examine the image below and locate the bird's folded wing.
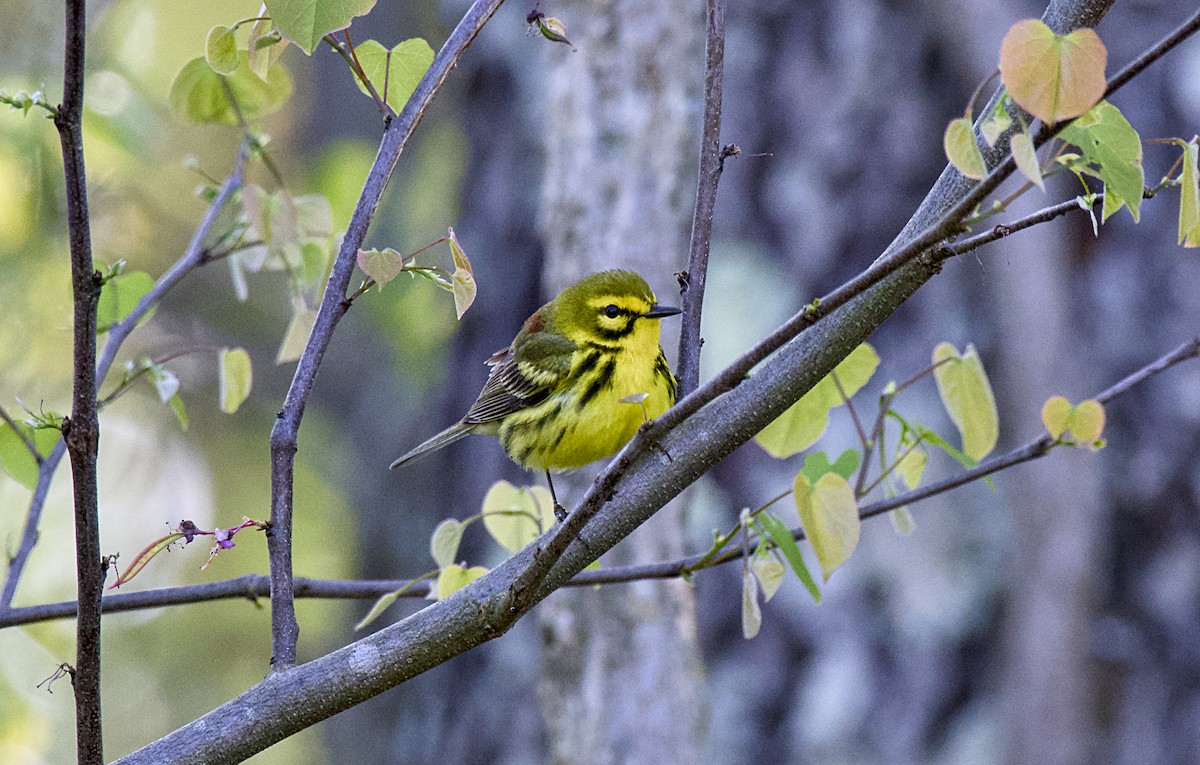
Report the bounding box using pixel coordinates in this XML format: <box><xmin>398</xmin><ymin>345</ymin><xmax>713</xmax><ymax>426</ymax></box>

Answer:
<box><xmin>464</xmin><ymin>332</ymin><xmax>575</xmax><ymax>424</ymax></box>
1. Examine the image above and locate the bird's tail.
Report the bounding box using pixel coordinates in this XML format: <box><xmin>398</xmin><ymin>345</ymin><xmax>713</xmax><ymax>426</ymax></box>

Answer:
<box><xmin>389</xmin><ymin>422</ymin><xmax>474</xmax><ymax>469</ymax></box>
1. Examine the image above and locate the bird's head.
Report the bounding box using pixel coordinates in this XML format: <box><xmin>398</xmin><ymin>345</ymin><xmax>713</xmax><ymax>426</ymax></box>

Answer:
<box><xmin>552</xmin><ymin>270</ymin><xmax>681</xmax><ymax>346</ymax></box>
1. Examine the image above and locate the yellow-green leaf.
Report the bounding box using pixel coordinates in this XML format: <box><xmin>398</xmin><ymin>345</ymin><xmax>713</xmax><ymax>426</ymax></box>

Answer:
<box><xmin>446</xmin><ymin>228</ymin><xmax>476</xmax><ymax>318</ymax></box>
<box><xmin>980</xmin><ymin>103</ymin><xmax>1013</xmax><ymax>147</ymax></box>
<box><xmin>1041</xmin><ymin>394</ymin><xmax>1072</xmax><ymax>438</ymax></box>
<box><xmin>205</xmin><ymin>25</ymin><xmax>240</xmax><ymax>76</ymax></box>
<box><xmin>1070</xmin><ymin>399</ymin><xmax>1105</xmax><ymax>442</ymax></box>
<box><xmin>0</xmin><ymin>423</ymin><xmax>59</xmax><ymax>491</ymax></box>
<box><xmin>1011</xmin><ymin>130</ymin><xmax>1044</xmax><ymax>190</ymax></box>
<box><xmin>167</xmin><ymin>394</ymin><xmax>189</xmax><ymax>431</ymax></box>
<box><xmin>247</xmin><ymin>18</ymin><xmax>285</xmax><ymax>81</ymax></box>
<box><xmin>751</xmin><ymin>555</ymin><xmax>786</xmax><ymax>602</ymax></box>
<box><xmin>1043</xmin><ymin>395</ymin><xmax>1105</xmax><ymax>443</ymax></box>
<box><xmin>755</xmin><ymin>388</ymin><xmax>836</xmax><ymax>459</ymax></box>
<box><xmin>357</xmin><ymin>247</ymin><xmax>404</xmax><ymax>288</ymax></box>
<box><xmin>895</xmin><ymin>447</ymin><xmax>927</xmax><ymax>491</ymax></box>
<box><xmin>944</xmin><ymin>117</ymin><xmax>987</xmax><ymax>180</ymax></box>
<box><xmin>430</xmin><ymin>519</ymin><xmax>464</xmax><ymax>569</ymax></box>
<box><xmin>354</xmin><ymin>577</ymin><xmax>429</xmax><ymax>630</ymax></box>
<box><xmin>1178</xmin><ymin>140</ymin><xmax>1200</xmax><ymax>247</ymax></box>
<box><xmin>145</xmin><ymin>361</ymin><xmax>179</xmax><ymax>403</ymax></box>
<box><xmin>265</xmin><ymin>0</ymin><xmax>377</xmax><ymax>55</ymax></box>
<box><xmin>169</xmin><ymin>54</ymin><xmax>292</xmax><ymax>125</ymax></box>
<box><xmin>1059</xmin><ymin>101</ymin><xmax>1144</xmax><ymax>222</ymax></box>
<box><xmin>758</xmin><ymin>512</ymin><xmax>821</xmax><ymax>603</ymax></box>
<box><xmin>276</xmin><ymin>299</ymin><xmax>318</xmax><ymax>364</ymax></box>
<box><xmin>436</xmin><ymin>564</ymin><xmax>488</xmax><ymax>600</ymax></box>
<box><xmin>218</xmin><ymin>347</ymin><xmax>253</xmax><ymax>414</ymax></box>
<box><xmin>999</xmin><ymin>19</ymin><xmax>1107</xmax><ymax>124</ymax></box>
<box><xmin>741</xmin><ymin>569</ymin><xmax>762</xmax><ymax>639</ymax></box>
<box><xmin>534</xmin><ymin>16</ymin><xmax>576</xmax><ymax>50</ymax></box>
<box><xmin>97</xmin><ymin>271</ymin><xmax>155</xmax><ymax>333</ymax></box>
<box><xmin>481</xmin><ymin>480</ymin><xmax>556</xmax><ymax>553</ymax></box>
<box><xmin>932</xmin><ymin>342</ymin><xmax>999</xmax><ymax>461</ymax></box>
<box><xmin>755</xmin><ymin>343</ymin><xmax>880</xmax><ymax>458</ymax></box>
<box><xmin>451</xmin><ymin>267</ymin><xmax>476</xmax><ymax>320</ymax></box>
<box><xmin>352</xmin><ymin>38</ymin><xmax>434</xmax><ymax>113</ymax></box>
<box><xmin>794</xmin><ymin>472</ymin><xmax>860</xmax><ymax>582</ymax></box>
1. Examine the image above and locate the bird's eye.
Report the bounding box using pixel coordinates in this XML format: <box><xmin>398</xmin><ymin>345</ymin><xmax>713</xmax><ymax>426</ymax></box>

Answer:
<box><xmin>603</xmin><ymin>304</ymin><xmax>620</xmax><ymax>318</ymax></box>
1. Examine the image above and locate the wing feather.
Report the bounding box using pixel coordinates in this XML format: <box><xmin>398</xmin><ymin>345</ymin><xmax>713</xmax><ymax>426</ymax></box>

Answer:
<box><xmin>463</xmin><ymin>327</ymin><xmax>576</xmax><ymax>424</ymax></box>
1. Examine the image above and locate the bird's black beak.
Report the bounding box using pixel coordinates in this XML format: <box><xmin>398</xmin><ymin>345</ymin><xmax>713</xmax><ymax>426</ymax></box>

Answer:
<box><xmin>645</xmin><ymin>304</ymin><xmax>682</xmax><ymax>319</ymax></box>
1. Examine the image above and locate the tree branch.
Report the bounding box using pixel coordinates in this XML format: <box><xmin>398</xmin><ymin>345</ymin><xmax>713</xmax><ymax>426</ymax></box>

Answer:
<box><xmin>675</xmin><ymin>0</ymin><xmax>726</xmax><ymax>396</ymax></box>
<box><xmin>0</xmin><ymin>145</ymin><xmax>249</xmax><ymax>612</ymax></box>
<box><xmin>8</xmin><ymin>331</ymin><xmax>1195</xmax><ymax>631</ymax></box>
<box><xmin>265</xmin><ymin>0</ymin><xmax>506</xmax><ymax>670</ymax></box>
<box><xmin>0</xmin><ymin>576</ymin><xmax>428</xmax><ymax>628</ymax></box>
<box><xmin>109</xmin><ymin>2</ymin><xmax>1200</xmax><ymax>761</ymax></box>
<box><xmin>54</xmin><ymin>0</ymin><xmax>103</xmax><ymax>760</ymax></box>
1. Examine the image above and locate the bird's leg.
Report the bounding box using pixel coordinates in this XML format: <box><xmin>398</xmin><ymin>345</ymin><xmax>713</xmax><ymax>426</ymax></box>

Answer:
<box><xmin>546</xmin><ymin>469</ymin><xmax>568</xmax><ymax>522</ymax></box>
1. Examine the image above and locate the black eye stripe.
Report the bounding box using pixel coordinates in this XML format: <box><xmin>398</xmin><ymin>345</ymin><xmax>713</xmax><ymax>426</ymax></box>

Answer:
<box><xmin>600</xmin><ymin>304</ymin><xmax>639</xmax><ymax>319</ymax></box>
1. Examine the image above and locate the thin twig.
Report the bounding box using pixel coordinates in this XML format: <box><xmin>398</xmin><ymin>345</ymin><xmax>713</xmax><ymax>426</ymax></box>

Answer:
<box><xmin>675</xmin><ymin>0</ymin><xmax>727</xmax><ymax>396</ymax></box>
<box><xmin>0</xmin><ymin>444</ymin><xmax>63</xmax><ymax>609</ymax></box>
<box><xmin>265</xmin><ymin>0</ymin><xmax>506</xmax><ymax>671</ymax></box>
<box><xmin>947</xmin><ymin>196</ymin><xmax>1096</xmax><ymax>257</ymax></box>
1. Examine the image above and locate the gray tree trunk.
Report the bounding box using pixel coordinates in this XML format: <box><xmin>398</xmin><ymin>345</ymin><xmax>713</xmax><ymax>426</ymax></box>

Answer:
<box><xmin>535</xmin><ymin>1</ymin><xmax>708</xmax><ymax>763</ymax></box>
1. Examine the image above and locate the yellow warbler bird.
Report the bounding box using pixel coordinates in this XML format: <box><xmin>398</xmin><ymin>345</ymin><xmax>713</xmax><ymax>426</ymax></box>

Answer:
<box><xmin>390</xmin><ymin>270</ymin><xmax>680</xmax><ymax>519</ymax></box>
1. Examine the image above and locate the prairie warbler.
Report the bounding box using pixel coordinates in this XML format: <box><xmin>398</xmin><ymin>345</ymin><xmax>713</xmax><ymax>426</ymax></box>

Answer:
<box><xmin>390</xmin><ymin>270</ymin><xmax>680</xmax><ymax>519</ymax></box>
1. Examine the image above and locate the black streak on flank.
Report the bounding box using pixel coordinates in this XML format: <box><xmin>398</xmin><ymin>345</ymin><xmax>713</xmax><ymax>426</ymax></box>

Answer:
<box><xmin>577</xmin><ymin>357</ymin><xmax>616</xmax><ymax>410</ymax></box>
<box><xmin>568</xmin><ymin>349</ymin><xmax>603</xmax><ymax>384</ymax></box>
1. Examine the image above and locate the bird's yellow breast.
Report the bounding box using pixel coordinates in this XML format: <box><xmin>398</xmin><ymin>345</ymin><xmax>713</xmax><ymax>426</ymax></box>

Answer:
<box><xmin>498</xmin><ymin>320</ymin><xmax>674</xmax><ymax>471</ymax></box>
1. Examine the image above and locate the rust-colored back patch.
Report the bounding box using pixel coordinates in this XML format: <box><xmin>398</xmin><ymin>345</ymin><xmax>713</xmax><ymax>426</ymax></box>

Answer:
<box><xmin>524</xmin><ymin>310</ymin><xmax>545</xmax><ymax>334</ymax></box>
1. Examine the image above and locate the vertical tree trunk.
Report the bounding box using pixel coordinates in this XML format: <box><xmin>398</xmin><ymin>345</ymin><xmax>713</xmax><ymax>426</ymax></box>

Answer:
<box><xmin>536</xmin><ymin>1</ymin><xmax>708</xmax><ymax>762</ymax></box>
<box><xmin>991</xmin><ymin>214</ymin><xmax>1104</xmax><ymax>765</ymax></box>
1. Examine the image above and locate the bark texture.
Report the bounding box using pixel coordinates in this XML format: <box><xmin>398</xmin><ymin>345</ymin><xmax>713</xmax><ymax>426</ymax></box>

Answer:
<box><xmin>536</xmin><ymin>1</ymin><xmax>708</xmax><ymax>762</ymax></box>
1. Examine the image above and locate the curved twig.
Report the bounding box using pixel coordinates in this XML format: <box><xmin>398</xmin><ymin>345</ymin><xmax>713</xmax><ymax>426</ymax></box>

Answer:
<box><xmin>264</xmin><ymin>0</ymin><xmax>506</xmax><ymax>670</ymax></box>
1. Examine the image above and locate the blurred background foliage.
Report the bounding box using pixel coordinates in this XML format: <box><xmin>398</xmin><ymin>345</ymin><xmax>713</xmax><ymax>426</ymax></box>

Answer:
<box><xmin>2</xmin><ymin>0</ymin><xmax>1200</xmax><ymax>764</ymax></box>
